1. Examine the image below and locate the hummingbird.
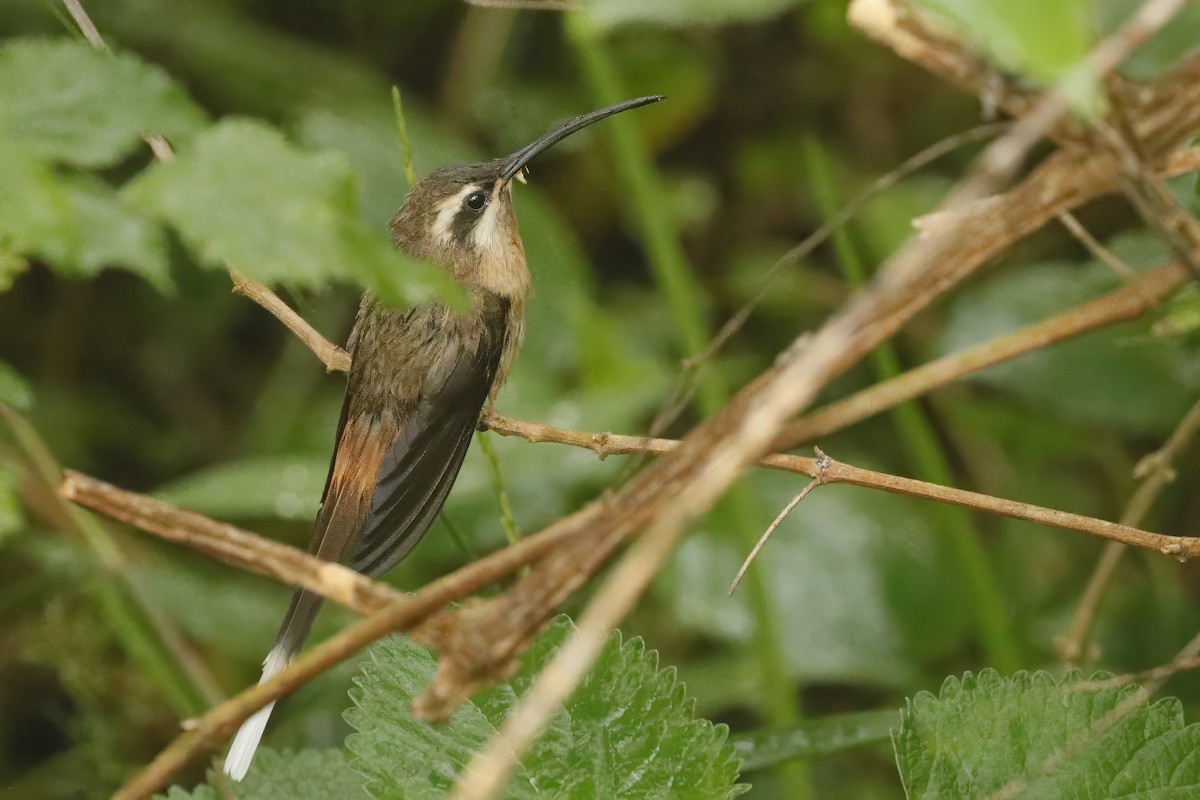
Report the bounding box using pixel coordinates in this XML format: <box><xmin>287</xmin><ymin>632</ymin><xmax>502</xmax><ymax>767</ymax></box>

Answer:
<box><xmin>224</xmin><ymin>95</ymin><xmax>663</xmax><ymax>781</ymax></box>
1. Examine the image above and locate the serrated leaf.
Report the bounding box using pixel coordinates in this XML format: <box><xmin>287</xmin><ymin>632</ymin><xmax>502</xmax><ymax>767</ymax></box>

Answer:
<box><xmin>895</xmin><ymin>669</ymin><xmax>1200</xmax><ymax>798</ymax></box>
<box><xmin>125</xmin><ymin>118</ymin><xmax>459</xmax><ymax>304</ymax></box>
<box><xmin>159</xmin><ymin>748</ymin><xmax>365</xmax><ymax>800</ymax></box>
<box><xmin>0</xmin><ymin>38</ymin><xmax>207</xmax><ymax>168</ymax></box>
<box><xmin>345</xmin><ymin>616</ymin><xmax>747</xmax><ymax>799</ymax></box>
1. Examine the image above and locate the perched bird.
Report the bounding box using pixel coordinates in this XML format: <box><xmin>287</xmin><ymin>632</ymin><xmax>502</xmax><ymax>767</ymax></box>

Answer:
<box><xmin>224</xmin><ymin>95</ymin><xmax>663</xmax><ymax>781</ymax></box>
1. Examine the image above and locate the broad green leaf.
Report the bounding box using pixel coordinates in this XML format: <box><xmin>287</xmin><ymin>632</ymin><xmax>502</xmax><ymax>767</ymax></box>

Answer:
<box><xmin>583</xmin><ymin>0</ymin><xmax>799</xmax><ymax>31</ymax></box>
<box><xmin>0</xmin><ymin>38</ymin><xmax>206</xmax><ymax>168</ymax></box>
<box><xmin>936</xmin><ymin>254</ymin><xmax>1200</xmax><ymax>435</ymax></box>
<box><xmin>345</xmin><ymin>616</ymin><xmax>747</xmax><ymax>799</ymax></box>
<box><xmin>155</xmin><ymin>454</ymin><xmax>329</xmax><ymax>521</ymax></box>
<box><xmin>895</xmin><ymin>669</ymin><xmax>1200</xmax><ymax>798</ymax></box>
<box><xmin>124</xmin><ymin>118</ymin><xmax>459</xmax><ymax>304</ymax></box>
<box><xmin>914</xmin><ymin>0</ymin><xmax>1098</xmax><ymax>111</ymax></box>
<box><xmin>0</xmin><ymin>360</ymin><xmax>33</xmax><ymax>410</ymax></box>
<box><xmin>659</xmin><ymin>473</ymin><xmax>970</xmax><ymax>686</ymax></box>
<box><xmin>160</xmin><ymin>749</ymin><xmax>365</xmax><ymax>799</ymax></box>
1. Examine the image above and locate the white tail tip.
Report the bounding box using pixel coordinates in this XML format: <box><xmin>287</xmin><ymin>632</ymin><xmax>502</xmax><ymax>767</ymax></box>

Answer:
<box><xmin>224</xmin><ymin>644</ymin><xmax>289</xmax><ymax>781</ymax></box>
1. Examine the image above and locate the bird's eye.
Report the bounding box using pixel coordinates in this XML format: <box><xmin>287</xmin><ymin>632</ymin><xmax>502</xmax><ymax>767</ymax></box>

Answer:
<box><xmin>465</xmin><ymin>192</ymin><xmax>487</xmax><ymax>212</ymax></box>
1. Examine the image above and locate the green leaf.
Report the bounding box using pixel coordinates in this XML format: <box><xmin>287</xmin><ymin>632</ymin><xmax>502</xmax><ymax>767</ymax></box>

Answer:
<box><xmin>914</xmin><ymin>0</ymin><xmax>1098</xmax><ymax>111</ymax></box>
<box><xmin>159</xmin><ymin>749</ymin><xmax>365</xmax><ymax>799</ymax></box>
<box><xmin>125</xmin><ymin>118</ymin><xmax>460</xmax><ymax>304</ymax></box>
<box><xmin>345</xmin><ymin>616</ymin><xmax>747</xmax><ymax>799</ymax></box>
<box><xmin>583</xmin><ymin>0</ymin><xmax>799</xmax><ymax>31</ymax></box>
<box><xmin>895</xmin><ymin>669</ymin><xmax>1200</xmax><ymax>798</ymax></box>
<box><xmin>0</xmin><ymin>360</ymin><xmax>34</xmax><ymax>410</ymax></box>
<box><xmin>936</xmin><ymin>252</ymin><xmax>1200</xmax><ymax>435</ymax></box>
<box><xmin>0</xmin><ymin>38</ymin><xmax>207</xmax><ymax>168</ymax></box>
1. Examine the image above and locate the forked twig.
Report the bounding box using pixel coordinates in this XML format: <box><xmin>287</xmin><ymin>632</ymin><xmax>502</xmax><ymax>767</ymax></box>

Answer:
<box><xmin>728</xmin><ymin>447</ymin><xmax>832</xmax><ymax>595</ymax></box>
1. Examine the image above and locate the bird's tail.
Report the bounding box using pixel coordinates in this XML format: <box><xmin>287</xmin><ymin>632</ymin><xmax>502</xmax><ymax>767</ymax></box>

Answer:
<box><xmin>224</xmin><ymin>589</ymin><xmax>324</xmax><ymax>781</ymax></box>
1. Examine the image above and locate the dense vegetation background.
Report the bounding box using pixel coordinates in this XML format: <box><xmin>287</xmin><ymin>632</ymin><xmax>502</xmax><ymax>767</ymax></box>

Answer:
<box><xmin>2</xmin><ymin>0</ymin><xmax>1200</xmax><ymax>798</ymax></box>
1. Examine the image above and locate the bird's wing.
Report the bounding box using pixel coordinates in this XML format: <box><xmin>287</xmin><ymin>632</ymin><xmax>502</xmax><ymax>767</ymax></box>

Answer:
<box><xmin>347</xmin><ymin>336</ymin><xmax>503</xmax><ymax>577</ymax></box>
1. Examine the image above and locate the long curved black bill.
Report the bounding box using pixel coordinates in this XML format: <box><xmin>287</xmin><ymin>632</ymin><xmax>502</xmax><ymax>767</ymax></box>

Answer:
<box><xmin>500</xmin><ymin>95</ymin><xmax>664</xmax><ymax>183</ymax></box>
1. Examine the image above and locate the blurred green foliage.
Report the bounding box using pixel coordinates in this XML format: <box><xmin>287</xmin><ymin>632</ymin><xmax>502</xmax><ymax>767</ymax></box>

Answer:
<box><xmin>2</xmin><ymin>0</ymin><xmax>1200</xmax><ymax>798</ymax></box>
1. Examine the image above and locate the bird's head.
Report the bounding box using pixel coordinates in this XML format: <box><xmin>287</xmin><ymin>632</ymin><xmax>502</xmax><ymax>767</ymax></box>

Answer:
<box><xmin>389</xmin><ymin>95</ymin><xmax>663</xmax><ymax>298</ymax></box>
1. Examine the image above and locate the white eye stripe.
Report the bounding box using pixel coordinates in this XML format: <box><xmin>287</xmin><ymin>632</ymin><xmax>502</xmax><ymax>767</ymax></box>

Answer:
<box><xmin>430</xmin><ymin>184</ymin><xmax>479</xmax><ymax>245</ymax></box>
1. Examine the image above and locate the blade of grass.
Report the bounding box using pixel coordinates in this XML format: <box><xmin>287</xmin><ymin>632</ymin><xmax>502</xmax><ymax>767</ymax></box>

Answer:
<box><xmin>731</xmin><ymin>709</ymin><xmax>899</xmax><ymax>771</ymax></box>
<box><xmin>567</xmin><ymin>16</ymin><xmax>813</xmax><ymax>797</ymax></box>
<box><xmin>802</xmin><ymin>136</ymin><xmax>1021</xmax><ymax>673</ymax></box>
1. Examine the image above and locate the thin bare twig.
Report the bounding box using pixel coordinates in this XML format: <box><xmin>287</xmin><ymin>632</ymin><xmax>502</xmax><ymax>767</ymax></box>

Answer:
<box><xmin>1058</xmin><ymin>212</ymin><xmax>1138</xmax><ymax>279</ymax></box>
<box><xmin>728</xmin><ymin>447</ymin><xmax>831</xmax><ymax>595</ymax></box>
<box><xmin>483</xmin><ymin>413</ymin><xmax>1197</xmax><ymax>556</ymax></box>
<box><xmin>1058</xmin><ymin>397</ymin><xmax>1200</xmax><ymax>665</ymax></box>
<box><xmin>228</xmin><ymin>271</ymin><xmax>352</xmax><ymax>372</ymax></box>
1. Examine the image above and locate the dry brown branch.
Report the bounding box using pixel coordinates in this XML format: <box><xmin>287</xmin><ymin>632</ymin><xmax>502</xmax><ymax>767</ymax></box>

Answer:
<box><xmin>779</xmin><ymin>260</ymin><xmax>1189</xmax><ymax>446</ymax></box>
<box><xmin>59</xmin><ymin>470</ymin><xmax>402</xmax><ymax>615</ymax></box>
<box><xmin>483</xmin><ymin>413</ymin><xmax>1196</xmax><ymax>556</ymax></box>
<box><xmin>1058</xmin><ymin>397</ymin><xmax>1200</xmax><ymax>665</ymax></box>
<box><xmin>62</xmin><ymin>0</ymin><xmax>351</xmax><ymax>373</ymax></box>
